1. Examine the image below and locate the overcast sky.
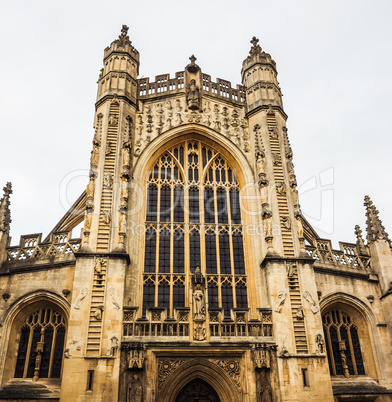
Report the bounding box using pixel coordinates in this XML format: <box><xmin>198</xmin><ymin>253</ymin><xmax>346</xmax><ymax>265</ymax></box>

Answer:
<box><xmin>0</xmin><ymin>0</ymin><xmax>391</xmax><ymax>249</ymax></box>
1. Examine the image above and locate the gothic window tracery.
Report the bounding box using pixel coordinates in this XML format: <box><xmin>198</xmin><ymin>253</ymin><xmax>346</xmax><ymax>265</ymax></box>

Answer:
<box><xmin>142</xmin><ymin>140</ymin><xmax>248</xmax><ymax>317</ymax></box>
<box><xmin>322</xmin><ymin>308</ymin><xmax>365</xmax><ymax>376</ymax></box>
<box><xmin>14</xmin><ymin>307</ymin><xmax>66</xmax><ymax>380</ymax></box>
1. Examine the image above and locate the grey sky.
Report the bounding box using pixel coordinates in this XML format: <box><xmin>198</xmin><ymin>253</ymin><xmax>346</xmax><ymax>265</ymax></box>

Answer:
<box><xmin>0</xmin><ymin>0</ymin><xmax>391</xmax><ymax>248</ymax></box>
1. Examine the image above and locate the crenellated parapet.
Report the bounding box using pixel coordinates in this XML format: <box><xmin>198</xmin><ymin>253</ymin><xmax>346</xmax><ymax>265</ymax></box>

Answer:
<box><xmin>138</xmin><ymin>72</ymin><xmax>246</xmax><ymax>106</ymax></box>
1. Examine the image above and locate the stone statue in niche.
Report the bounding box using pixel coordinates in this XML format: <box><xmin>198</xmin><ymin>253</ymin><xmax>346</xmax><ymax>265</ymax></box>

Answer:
<box><xmin>295</xmin><ymin>214</ymin><xmax>304</xmax><ymax>238</ymax></box>
<box><xmin>127</xmin><ymin>374</ymin><xmax>143</xmax><ymax>402</ymax></box>
<box><xmin>256</xmin><ymin>370</ymin><xmax>272</xmax><ymax>402</ymax></box>
<box><xmin>90</xmin><ymin>139</ymin><xmax>101</xmax><ymax>169</ymax></box>
<box><xmin>103</xmin><ymin>173</ymin><xmax>113</xmax><ymax>189</ymax></box>
<box><xmin>86</xmin><ymin>175</ymin><xmax>95</xmax><ymax>208</ymax></box>
<box><xmin>103</xmin><ymin>210</ymin><xmax>111</xmax><ymax>225</ymax></box>
<box><xmin>193</xmin><ymin>285</ymin><xmax>205</xmax><ymax>319</ymax></box>
<box><xmin>316</xmin><ymin>333</ymin><xmax>325</xmax><ymax>354</ymax></box>
<box><xmin>108</xmin><ymin>114</ymin><xmax>119</xmax><ymax>126</ymax></box>
<box><xmin>94</xmin><ymin>257</ymin><xmax>107</xmax><ymax>274</ymax></box>
<box><xmin>94</xmin><ymin>305</ymin><xmax>103</xmax><ymax>320</ymax></box>
<box><xmin>256</xmin><ymin>151</ymin><xmax>268</xmax><ymax>187</ymax></box>
<box><xmin>106</xmin><ymin>335</ymin><xmax>118</xmax><ymax>356</ymax></box>
<box><xmin>276</xmin><ymin>182</ymin><xmax>286</xmax><ymax>196</ymax></box>
<box><xmin>281</xmin><ymin>216</ymin><xmax>291</xmax><ymax>230</ymax></box>
<box><xmin>187</xmin><ymin>79</ymin><xmax>200</xmax><ymax>110</ymax></box>
<box><xmin>106</xmin><ymin>141</ymin><xmax>114</xmax><ymax>155</ymax></box>
<box><xmin>295</xmin><ymin>306</ymin><xmax>304</xmax><ymax>320</ymax></box>
<box><xmin>84</xmin><ymin>209</ymin><xmax>92</xmax><ymax>233</ymax></box>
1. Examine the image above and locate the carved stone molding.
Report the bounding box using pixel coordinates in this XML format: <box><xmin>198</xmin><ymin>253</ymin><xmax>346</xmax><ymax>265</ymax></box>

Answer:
<box><xmin>210</xmin><ymin>359</ymin><xmax>240</xmax><ymax>388</ymax></box>
<box><xmin>157</xmin><ymin>359</ymin><xmax>187</xmax><ymax>390</ymax></box>
<box><xmin>252</xmin><ymin>343</ymin><xmax>276</xmax><ymax>370</ymax></box>
<box><xmin>128</xmin><ymin>345</ymin><xmax>146</xmax><ymax>369</ymax></box>
<box><xmin>74</xmin><ymin>288</ymin><xmax>88</xmax><ymax>309</ymax></box>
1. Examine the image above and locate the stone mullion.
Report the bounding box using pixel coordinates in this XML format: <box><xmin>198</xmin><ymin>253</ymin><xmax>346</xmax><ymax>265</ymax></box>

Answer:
<box><xmin>48</xmin><ymin>325</ymin><xmax>57</xmax><ymax>378</ymax></box>
<box><xmin>325</xmin><ymin>323</ymin><xmax>336</xmax><ymax>375</ymax></box>
<box><xmin>23</xmin><ymin>324</ymin><xmax>34</xmax><ymax>379</ymax></box>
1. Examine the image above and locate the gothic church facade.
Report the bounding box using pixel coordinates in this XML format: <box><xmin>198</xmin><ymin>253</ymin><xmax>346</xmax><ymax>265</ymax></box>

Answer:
<box><xmin>0</xmin><ymin>26</ymin><xmax>392</xmax><ymax>401</ymax></box>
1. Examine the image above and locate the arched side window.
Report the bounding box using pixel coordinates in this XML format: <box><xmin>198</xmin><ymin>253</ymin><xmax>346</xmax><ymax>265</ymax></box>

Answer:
<box><xmin>142</xmin><ymin>140</ymin><xmax>248</xmax><ymax>317</ymax></box>
<box><xmin>14</xmin><ymin>307</ymin><xmax>66</xmax><ymax>380</ymax></box>
<box><xmin>322</xmin><ymin>309</ymin><xmax>365</xmax><ymax>376</ymax></box>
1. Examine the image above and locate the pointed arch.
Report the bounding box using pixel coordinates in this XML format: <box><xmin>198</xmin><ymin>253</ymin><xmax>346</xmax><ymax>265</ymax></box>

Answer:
<box><xmin>319</xmin><ymin>292</ymin><xmax>381</xmax><ymax>380</ymax></box>
<box><xmin>159</xmin><ymin>358</ymin><xmax>241</xmax><ymax>402</ymax></box>
<box><xmin>0</xmin><ymin>290</ymin><xmax>69</xmax><ymax>384</ymax></box>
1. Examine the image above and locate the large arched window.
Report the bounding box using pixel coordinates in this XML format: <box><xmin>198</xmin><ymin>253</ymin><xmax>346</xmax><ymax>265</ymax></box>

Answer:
<box><xmin>142</xmin><ymin>140</ymin><xmax>248</xmax><ymax>317</ymax></box>
<box><xmin>322</xmin><ymin>308</ymin><xmax>365</xmax><ymax>376</ymax></box>
<box><xmin>14</xmin><ymin>307</ymin><xmax>66</xmax><ymax>380</ymax></box>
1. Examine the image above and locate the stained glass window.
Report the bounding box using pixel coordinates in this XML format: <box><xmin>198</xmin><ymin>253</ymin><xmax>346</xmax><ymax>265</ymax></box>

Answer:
<box><xmin>323</xmin><ymin>309</ymin><xmax>366</xmax><ymax>376</ymax></box>
<box><xmin>142</xmin><ymin>140</ymin><xmax>248</xmax><ymax>317</ymax></box>
<box><xmin>14</xmin><ymin>308</ymin><xmax>66</xmax><ymax>380</ymax></box>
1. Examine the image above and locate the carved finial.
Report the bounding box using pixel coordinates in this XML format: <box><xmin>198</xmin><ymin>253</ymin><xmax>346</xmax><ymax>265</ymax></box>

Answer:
<box><xmin>250</xmin><ymin>36</ymin><xmax>262</xmax><ymax>55</ymax></box>
<box><xmin>118</xmin><ymin>25</ymin><xmax>131</xmax><ymax>46</ymax></box>
<box><xmin>355</xmin><ymin>225</ymin><xmax>369</xmax><ymax>255</ymax></box>
<box><xmin>189</xmin><ymin>54</ymin><xmax>197</xmax><ymax>64</ymax></box>
<box><xmin>364</xmin><ymin>196</ymin><xmax>391</xmax><ymax>246</ymax></box>
<box><xmin>0</xmin><ymin>182</ymin><xmax>12</xmax><ymax>233</ymax></box>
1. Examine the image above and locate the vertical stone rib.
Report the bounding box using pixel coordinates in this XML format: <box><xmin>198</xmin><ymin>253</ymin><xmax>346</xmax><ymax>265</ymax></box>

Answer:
<box><xmin>266</xmin><ymin>114</ymin><xmax>294</xmax><ymax>257</ymax></box>
<box><xmin>86</xmin><ymin>102</ymin><xmax>120</xmax><ymax>356</ymax></box>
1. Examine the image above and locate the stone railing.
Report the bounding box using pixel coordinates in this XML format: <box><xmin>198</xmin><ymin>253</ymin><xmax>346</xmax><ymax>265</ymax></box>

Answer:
<box><xmin>123</xmin><ymin>307</ymin><xmax>273</xmax><ymax>339</ymax></box>
<box><xmin>138</xmin><ymin>72</ymin><xmax>246</xmax><ymax>106</ymax></box>
<box><xmin>209</xmin><ymin>308</ymin><xmax>272</xmax><ymax>338</ymax></box>
<box><xmin>306</xmin><ymin>239</ymin><xmax>371</xmax><ymax>271</ymax></box>
<box><xmin>123</xmin><ymin>307</ymin><xmax>190</xmax><ymax>337</ymax></box>
<box><xmin>5</xmin><ymin>231</ymin><xmax>81</xmax><ymax>262</ymax></box>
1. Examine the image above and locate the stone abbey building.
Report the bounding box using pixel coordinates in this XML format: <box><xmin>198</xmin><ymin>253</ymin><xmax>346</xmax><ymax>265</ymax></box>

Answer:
<box><xmin>0</xmin><ymin>26</ymin><xmax>392</xmax><ymax>401</ymax></box>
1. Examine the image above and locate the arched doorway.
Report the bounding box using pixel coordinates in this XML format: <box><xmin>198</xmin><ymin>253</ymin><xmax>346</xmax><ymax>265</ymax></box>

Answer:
<box><xmin>175</xmin><ymin>378</ymin><xmax>220</xmax><ymax>402</ymax></box>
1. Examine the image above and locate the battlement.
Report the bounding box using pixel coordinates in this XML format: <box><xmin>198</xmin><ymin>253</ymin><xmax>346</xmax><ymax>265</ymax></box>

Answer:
<box><xmin>138</xmin><ymin>72</ymin><xmax>246</xmax><ymax>106</ymax></box>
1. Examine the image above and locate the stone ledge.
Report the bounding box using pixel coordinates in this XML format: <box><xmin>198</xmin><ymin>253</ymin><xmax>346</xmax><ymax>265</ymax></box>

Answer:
<box><xmin>0</xmin><ymin>380</ymin><xmax>60</xmax><ymax>400</ymax></box>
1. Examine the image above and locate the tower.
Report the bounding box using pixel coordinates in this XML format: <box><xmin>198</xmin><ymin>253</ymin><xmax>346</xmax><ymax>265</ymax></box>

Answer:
<box><xmin>0</xmin><ymin>27</ymin><xmax>391</xmax><ymax>401</ymax></box>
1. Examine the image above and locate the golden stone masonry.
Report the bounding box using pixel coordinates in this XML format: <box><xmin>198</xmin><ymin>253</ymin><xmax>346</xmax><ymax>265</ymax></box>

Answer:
<box><xmin>0</xmin><ymin>26</ymin><xmax>392</xmax><ymax>401</ymax></box>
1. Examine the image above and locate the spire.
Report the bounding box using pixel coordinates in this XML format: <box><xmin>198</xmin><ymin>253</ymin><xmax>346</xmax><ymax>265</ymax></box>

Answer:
<box><xmin>0</xmin><ymin>182</ymin><xmax>12</xmax><ymax>234</ymax></box>
<box><xmin>364</xmin><ymin>196</ymin><xmax>391</xmax><ymax>246</ymax></box>
<box><xmin>354</xmin><ymin>225</ymin><xmax>369</xmax><ymax>255</ymax></box>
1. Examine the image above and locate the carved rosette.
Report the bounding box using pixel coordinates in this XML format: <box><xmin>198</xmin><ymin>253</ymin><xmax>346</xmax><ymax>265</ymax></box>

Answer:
<box><xmin>157</xmin><ymin>359</ymin><xmax>187</xmax><ymax>390</ymax></box>
<box><xmin>210</xmin><ymin>359</ymin><xmax>241</xmax><ymax>388</ymax></box>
